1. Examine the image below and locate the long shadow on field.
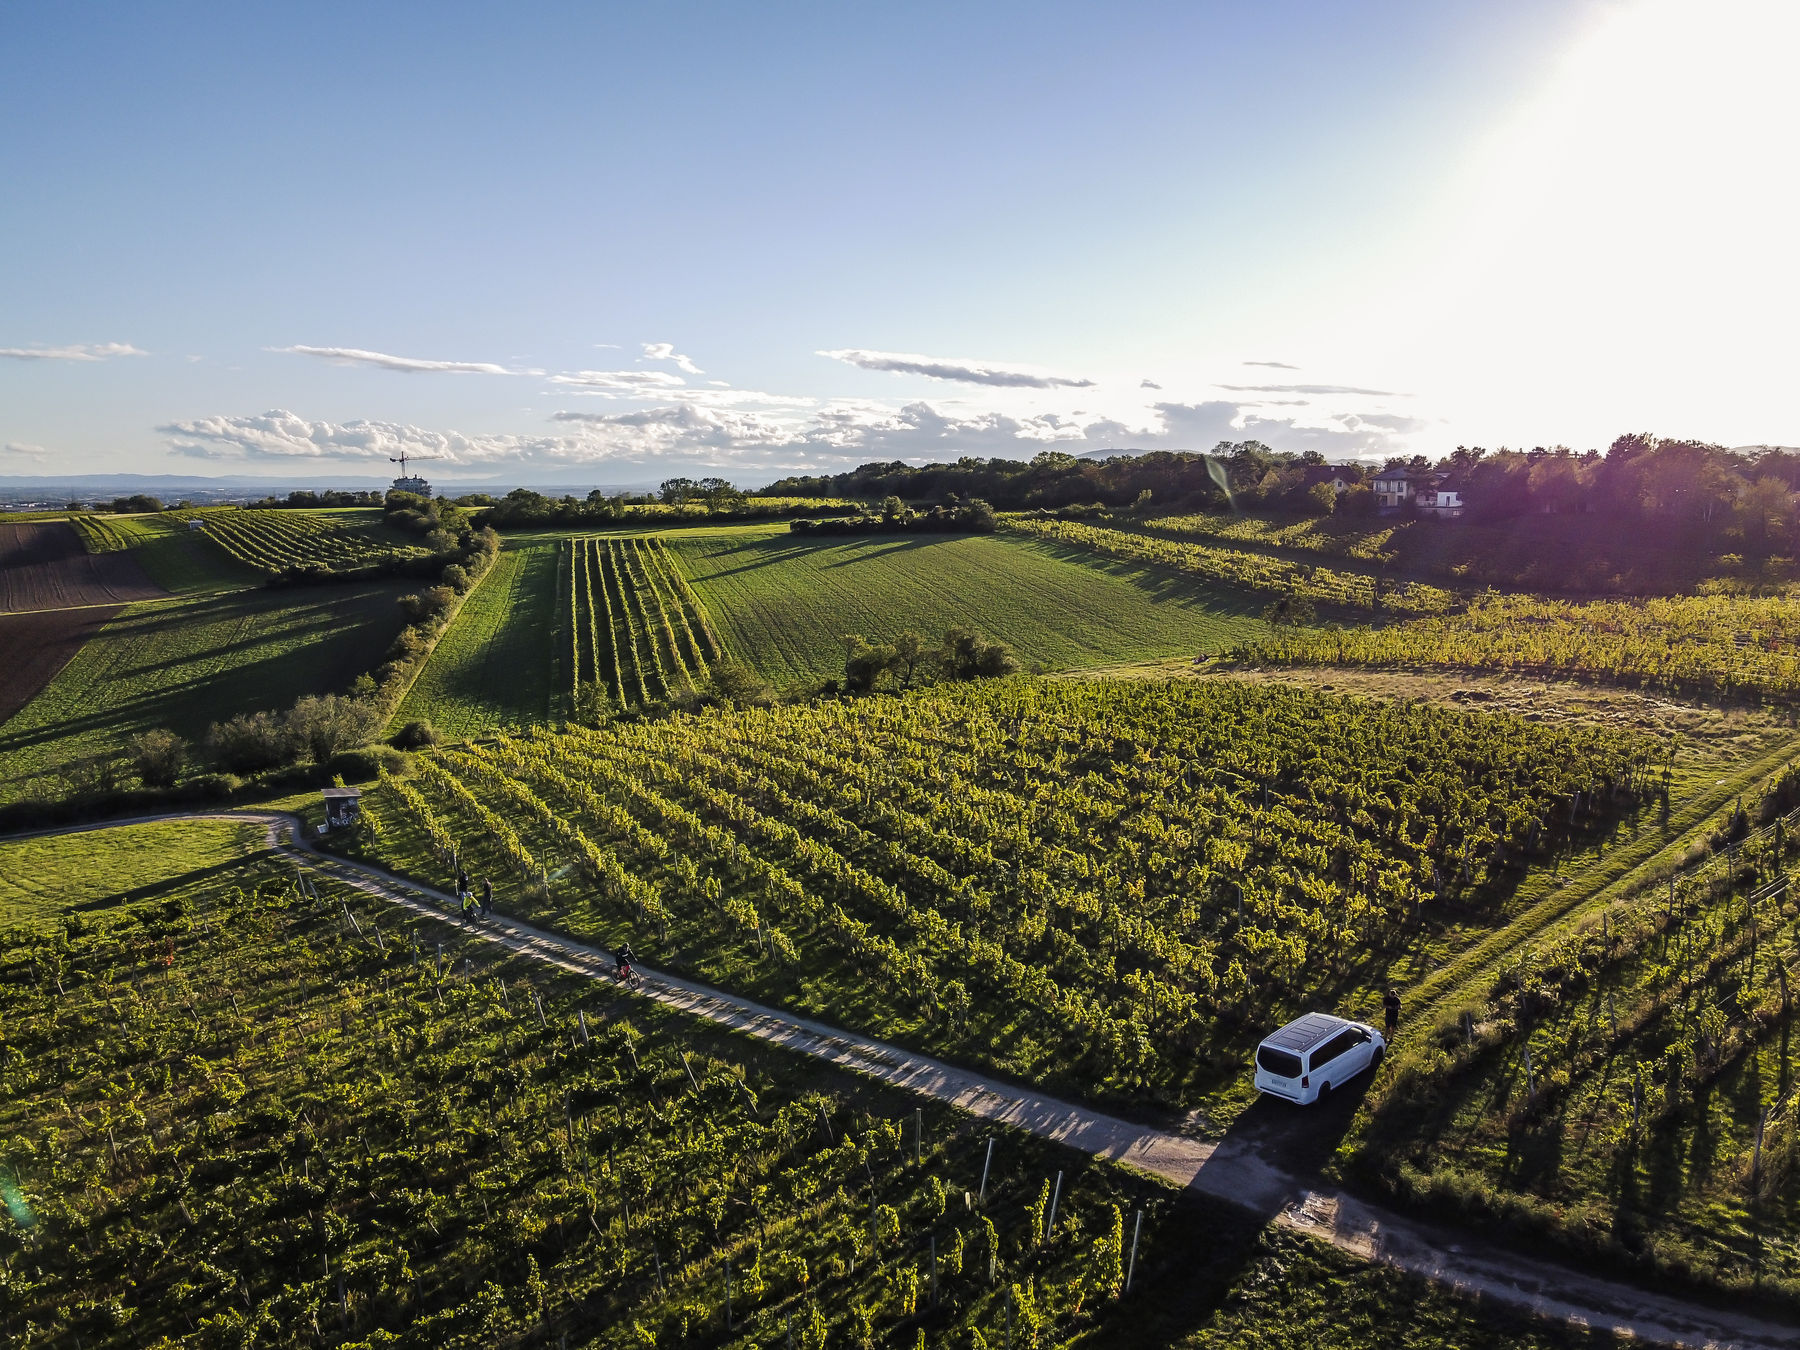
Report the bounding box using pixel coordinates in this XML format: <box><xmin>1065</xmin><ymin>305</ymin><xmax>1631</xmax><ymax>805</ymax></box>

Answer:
<box><xmin>67</xmin><ymin>854</ymin><xmax>263</xmax><ymax>911</ymax></box>
<box><xmin>1011</xmin><ymin>539</ymin><xmax>1277</xmax><ymax>619</ymax></box>
<box><xmin>682</xmin><ymin>535</ymin><xmax>822</xmax><ymax>581</ymax></box>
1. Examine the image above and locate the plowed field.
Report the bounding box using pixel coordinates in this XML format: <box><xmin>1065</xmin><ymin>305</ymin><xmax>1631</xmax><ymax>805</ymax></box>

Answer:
<box><xmin>0</xmin><ymin>521</ymin><xmax>163</xmax><ymax>613</ymax></box>
<box><xmin>0</xmin><ymin>606</ymin><xmax>121</xmax><ymax>726</ymax></box>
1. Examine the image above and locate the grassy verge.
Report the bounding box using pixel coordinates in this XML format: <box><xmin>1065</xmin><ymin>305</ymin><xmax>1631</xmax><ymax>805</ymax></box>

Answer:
<box><xmin>71</xmin><ymin>512</ymin><xmax>262</xmax><ymax>594</ymax></box>
<box><xmin>392</xmin><ymin>540</ymin><xmax>561</xmax><ymax>735</ymax></box>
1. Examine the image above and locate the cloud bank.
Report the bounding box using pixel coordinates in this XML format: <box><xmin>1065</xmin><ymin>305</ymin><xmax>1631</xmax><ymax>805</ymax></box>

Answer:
<box><xmin>820</xmin><ymin>348</ymin><xmax>1096</xmax><ymax>389</ymax></box>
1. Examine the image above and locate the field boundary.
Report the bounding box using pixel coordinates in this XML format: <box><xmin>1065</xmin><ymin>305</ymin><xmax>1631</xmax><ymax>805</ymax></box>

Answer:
<box><xmin>6</xmin><ymin>808</ymin><xmax>1798</xmax><ymax>1348</ymax></box>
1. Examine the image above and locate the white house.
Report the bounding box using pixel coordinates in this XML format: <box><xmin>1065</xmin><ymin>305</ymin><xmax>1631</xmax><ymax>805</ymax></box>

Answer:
<box><xmin>1374</xmin><ymin>469</ymin><xmax>1465</xmax><ymax>518</ymax></box>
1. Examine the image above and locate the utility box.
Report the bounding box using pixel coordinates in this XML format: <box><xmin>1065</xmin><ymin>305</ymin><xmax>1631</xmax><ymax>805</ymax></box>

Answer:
<box><xmin>321</xmin><ymin>786</ymin><xmax>363</xmax><ymax>832</ymax></box>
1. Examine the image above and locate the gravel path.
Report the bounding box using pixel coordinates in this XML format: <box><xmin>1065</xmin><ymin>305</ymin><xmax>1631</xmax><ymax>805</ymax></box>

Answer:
<box><xmin>12</xmin><ymin>808</ymin><xmax>1800</xmax><ymax>1349</ymax></box>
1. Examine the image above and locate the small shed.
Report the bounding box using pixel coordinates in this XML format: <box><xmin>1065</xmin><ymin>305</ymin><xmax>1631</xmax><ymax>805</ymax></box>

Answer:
<box><xmin>186</xmin><ymin>518</ymin><xmax>205</xmax><ymax>530</ymax></box>
<box><xmin>321</xmin><ymin>786</ymin><xmax>363</xmax><ymax>831</ymax></box>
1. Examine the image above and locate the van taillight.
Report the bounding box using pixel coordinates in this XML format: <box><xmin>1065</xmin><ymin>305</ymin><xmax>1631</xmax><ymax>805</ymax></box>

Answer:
<box><xmin>1301</xmin><ymin>1076</ymin><xmax>1309</xmax><ymax>1088</ymax></box>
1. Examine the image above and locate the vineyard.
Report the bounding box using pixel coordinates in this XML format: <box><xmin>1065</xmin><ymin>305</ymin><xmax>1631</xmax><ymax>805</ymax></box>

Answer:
<box><xmin>1001</xmin><ymin>517</ymin><xmax>1455</xmax><ymax>615</ymax></box>
<box><xmin>561</xmin><ymin>536</ymin><xmax>726</xmax><ymax>710</ymax></box>
<box><xmin>1238</xmin><ymin>591</ymin><xmax>1800</xmax><ymax>703</ymax></box>
<box><xmin>1356</xmin><ymin>768</ymin><xmax>1800</xmax><ymax>1307</ymax></box>
<box><xmin>69</xmin><ymin>513</ymin><xmax>260</xmax><ymax>594</ymax></box>
<box><xmin>0</xmin><ymin>830</ymin><xmax>1611</xmax><ymax>1350</ymax></box>
<box><xmin>192</xmin><ymin>509</ymin><xmax>429</xmax><ymax>576</ymax></box>
<box><xmin>350</xmin><ymin>680</ymin><xmax>1656</xmax><ymax>1108</ymax></box>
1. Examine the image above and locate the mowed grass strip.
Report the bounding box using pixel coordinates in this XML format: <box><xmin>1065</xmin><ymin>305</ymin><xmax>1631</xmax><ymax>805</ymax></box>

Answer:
<box><xmin>0</xmin><ymin>818</ymin><xmax>264</xmax><ymax>931</ymax></box>
<box><xmin>669</xmin><ymin>525</ymin><xmax>1274</xmax><ymax>685</ymax></box>
<box><xmin>394</xmin><ymin>540</ymin><xmax>561</xmax><ymax>735</ymax></box>
<box><xmin>0</xmin><ymin>583</ymin><xmax>411</xmax><ymax>802</ymax></box>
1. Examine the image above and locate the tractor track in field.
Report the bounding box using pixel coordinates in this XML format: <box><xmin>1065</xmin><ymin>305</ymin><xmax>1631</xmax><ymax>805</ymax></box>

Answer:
<box><xmin>8</xmin><ymin>808</ymin><xmax>1800</xmax><ymax>1349</ymax></box>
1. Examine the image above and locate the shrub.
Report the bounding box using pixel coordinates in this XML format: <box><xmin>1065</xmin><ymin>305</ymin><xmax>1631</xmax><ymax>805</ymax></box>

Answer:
<box><xmin>126</xmin><ymin>729</ymin><xmax>187</xmax><ymax>788</ymax></box>
<box><xmin>327</xmin><ymin>746</ymin><xmax>408</xmax><ymax>781</ymax></box>
<box><xmin>288</xmin><ymin>695</ymin><xmax>381</xmax><ymax>764</ymax></box>
<box><xmin>391</xmin><ymin>719</ymin><xmax>439</xmax><ymax>750</ymax></box>
<box><xmin>208</xmin><ymin>711</ymin><xmax>294</xmax><ymax>774</ymax></box>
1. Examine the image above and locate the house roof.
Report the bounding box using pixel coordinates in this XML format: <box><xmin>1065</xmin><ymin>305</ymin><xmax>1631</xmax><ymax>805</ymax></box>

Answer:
<box><xmin>321</xmin><ymin>787</ymin><xmax>362</xmax><ymax>801</ymax></box>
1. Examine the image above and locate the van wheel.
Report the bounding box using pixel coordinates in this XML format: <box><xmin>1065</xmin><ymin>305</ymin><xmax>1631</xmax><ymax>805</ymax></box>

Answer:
<box><xmin>1371</xmin><ymin>1047</ymin><xmax>1385</xmax><ymax>1070</ymax></box>
<box><xmin>1315</xmin><ymin>1082</ymin><xmax>1332</xmax><ymax>1103</ymax></box>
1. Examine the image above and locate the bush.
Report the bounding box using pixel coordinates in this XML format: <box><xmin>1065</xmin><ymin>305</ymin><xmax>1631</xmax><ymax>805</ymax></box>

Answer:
<box><xmin>326</xmin><ymin>746</ymin><xmax>409</xmax><ymax>781</ymax></box>
<box><xmin>940</xmin><ymin>626</ymin><xmax>1020</xmax><ymax>681</ymax></box>
<box><xmin>126</xmin><ymin>729</ymin><xmax>187</xmax><ymax>788</ymax></box>
<box><xmin>288</xmin><ymin>695</ymin><xmax>381</xmax><ymax>765</ymax></box>
<box><xmin>391</xmin><ymin>719</ymin><xmax>439</xmax><ymax>750</ymax></box>
<box><xmin>208</xmin><ymin>711</ymin><xmax>294</xmax><ymax>774</ymax></box>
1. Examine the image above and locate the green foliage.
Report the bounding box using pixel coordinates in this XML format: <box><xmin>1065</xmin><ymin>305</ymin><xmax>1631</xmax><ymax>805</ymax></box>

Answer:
<box><xmin>563</xmin><ymin>535</ymin><xmax>729</xmax><ymax>712</ymax></box>
<box><xmin>1242</xmin><ymin>590</ymin><xmax>1800</xmax><ymax>703</ymax></box>
<box><xmin>356</xmin><ymin>679</ymin><xmax>1652</xmax><ymax>1109</ymax></box>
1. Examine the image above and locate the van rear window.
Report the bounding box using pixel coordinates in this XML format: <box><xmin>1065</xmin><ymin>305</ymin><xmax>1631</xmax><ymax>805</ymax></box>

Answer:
<box><xmin>1257</xmin><ymin>1046</ymin><xmax>1303</xmax><ymax>1078</ymax></box>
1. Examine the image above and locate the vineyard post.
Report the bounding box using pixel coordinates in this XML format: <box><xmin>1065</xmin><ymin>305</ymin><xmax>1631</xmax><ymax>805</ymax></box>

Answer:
<box><xmin>1753</xmin><ymin>1104</ymin><xmax>1769</xmax><ymax>1187</ymax></box>
<box><xmin>914</xmin><ymin>1108</ymin><xmax>923</xmax><ymax>1165</ymax></box>
<box><xmin>1126</xmin><ymin>1209</ymin><xmax>1143</xmax><ymax>1294</ymax></box>
<box><xmin>579</xmin><ymin>1009</ymin><xmax>590</xmax><ymax>1044</ymax></box>
<box><xmin>682</xmin><ymin>1051</ymin><xmax>701</xmax><ymax>1092</ymax></box>
<box><xmin>534</xmin><ymin>989</ymin><xmax>547</xmax><ymax>1028</ymax></box>
<box><xmin>1522</xmin><ymin>1044</ymin><xmax>1535</xmax><ymax>1101</ymax></box>
<box><xmin>979</xmin><ymin>1137</ymin><xmax>994</xmax><ymax>1203</ymax></box>
<box><xmin>1046</xmin><ymin>1171</ymin><xmax>1063</xmax><ymax>1243</ymax></box>
<box><xmin>1631</xmin><ymin>1068</ymin><xmax>1642</xmax><ymax>1131</ymax></box>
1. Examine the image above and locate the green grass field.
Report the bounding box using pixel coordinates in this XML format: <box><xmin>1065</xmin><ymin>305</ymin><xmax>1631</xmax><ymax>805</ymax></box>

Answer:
<box><xmin>70</xmin><ymin>512</ymin><xmax>262</xmax><ymax>594</ymax></box>
<box><xmin>0</xmin><ymin>583</ymin><xmax>411</xmax><ymax>802</ymax></box>
<box><xmin>0</xmin><ymin>818</ymin><xmax>264</xmax><ymax>931</ymax></box>
<box><xmin>669</xmin><ymin>526</ymin><xmax>1273</xmax><ymax>686</ymax></box>
<box><xmin>393</xmin><ymin>540</ymin><xmax>562</xmax><ymax>735</ymax></box>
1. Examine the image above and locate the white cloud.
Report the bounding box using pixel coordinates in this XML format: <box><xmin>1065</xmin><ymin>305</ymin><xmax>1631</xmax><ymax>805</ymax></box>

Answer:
<box><xmin>642</xmin><ymin>342</ymin><xmax>703</xmax><ymax>375</ymax></box>
<box><xmin>160</xmin><ymin>410</ymin><xmax>558</xmax><ymax>464</ymax></box>
<box><xmin>2</xmin><ymin>442</ymin><xmax>52</xmax><ymax>462</ymax></box>
<box><xmin>275</xmin><ymin>345</ymin><xmax>521</xmax><ymax>375</ymax></box>
<box><xmin>546</xmin><ymin>369</ymin><xmax>689</xmax><ymax>393</ymax></box>
<box><xmin>819</xmin><ymin>348</ymin><xmax>1097</xmax><ymax>389</ymax></box>
<box><xmin>0</xmin><ymin>342</ymin><xmax>144</xmax><ymax>362</ymax></box>
<box><xmin>1140</xmin><ymin>379</ymin><xmax>1162</xmax><ymax>390</ymax></box>
<box><xmin>1243</xmin><ymin>360</ymin><xmax>1300</xmax><ymax>370</ymax></box>
<box><xmin>1217</xmin><ymin>382</ymin><xmax>1404</xmax><ymax>397</ymax></box>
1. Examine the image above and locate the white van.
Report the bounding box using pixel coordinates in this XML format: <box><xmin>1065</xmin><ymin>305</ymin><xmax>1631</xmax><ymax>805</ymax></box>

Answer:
<box><xmin>1253</xmin><ymin>1012</ymin><xmax>1385</xmax><ymax>1104</ymax></box>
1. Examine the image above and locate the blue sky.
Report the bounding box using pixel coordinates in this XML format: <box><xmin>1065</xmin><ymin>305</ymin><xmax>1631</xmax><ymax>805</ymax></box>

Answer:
<box><xmin>3</xmin><ymin>1</ymin><xmax>1795</xmax><ymax>483</ymax></box>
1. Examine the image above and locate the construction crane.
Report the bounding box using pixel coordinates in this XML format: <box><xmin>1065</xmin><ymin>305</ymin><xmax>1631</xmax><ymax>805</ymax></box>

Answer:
<box><xmin>388</xmin><ymin>450</ymin><xmax>443</xmax><ymax>477</ymax></box>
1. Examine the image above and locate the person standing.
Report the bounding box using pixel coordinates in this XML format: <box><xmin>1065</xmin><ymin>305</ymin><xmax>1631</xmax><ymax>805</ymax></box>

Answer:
<box><xmin>1383</xmin><ymin>987</ymin><xmax>1401</xmax><ymax>1036</ymax></box>
<box><xmin>481</xmin><ymin>878</ymin><xmax>494</xmax><ymax>916</ymax></box>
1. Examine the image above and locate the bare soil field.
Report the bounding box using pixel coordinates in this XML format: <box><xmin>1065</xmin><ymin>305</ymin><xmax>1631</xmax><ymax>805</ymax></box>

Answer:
<box><xmin>0</xmin><ymin>521</ymin><xmax>163</xmax><ymax>613</ymax></box>
<box><xmin>0</xmin><ymin>606</ymin><xmax>121</xmax><ymax>726</ymax></box>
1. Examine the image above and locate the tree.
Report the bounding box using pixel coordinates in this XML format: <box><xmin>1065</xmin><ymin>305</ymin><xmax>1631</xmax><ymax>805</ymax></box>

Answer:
<box><xmin>706</xmin><ymin>661</ymin><xmax>773</xmax><ymax>705</ymax></box>
<box><xmin>658</xmin><ymin>477</ymin><xmax>699</xmax><ymax>505</ymax></box>
<box><xmin>208</xmin><ymin>711</ymin><xmax>293</xmax><ymax>773</ymax></box>
<box><xmin>1737</xmin><ymin>475</ymin><xmax>1794</xmax><ymax>552</ymax></box>
<box><xmin>891</xmin><ymin>631</ymin><xmax>926</xmax><ymax>686</ymax></box>
<box><xmin>843</xmin><ymin>636</ymin><xmax>897</xmax><ymax>693</ymax></box>
<box><xmin>880</xmin><ymin>494</ymin><xmax>905</xmax><ymax>522</ymax></box>
<box><xmin>940</xmin><ymin>627</ymin><xmax>1020</xmax><ymax>681</ymax></box>
<box><xmin>1262</xmin><ymin>593</ymin><xmax>1317</xmax><ymax>626</ymax></box>
<box><xmin>127</xmin><ymin>729</ymin><xmax>187</xmax><ymax>788</ymax></box>
<box><xmin>1305</xmin><ymin>482</ymin><xmax>1337</xmax><ymax>515</ymax></box>
<box><xmin>286</xmin><ymin>695</ymin><xmax>380</xmax><ymax>764</ymax></box>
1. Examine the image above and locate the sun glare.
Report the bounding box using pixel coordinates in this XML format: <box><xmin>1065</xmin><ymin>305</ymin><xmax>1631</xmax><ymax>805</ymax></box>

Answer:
<box><xmin>1385</xmin><ymin>0</ymin><xmax>1800</xmax><ymax>449</ymax></box>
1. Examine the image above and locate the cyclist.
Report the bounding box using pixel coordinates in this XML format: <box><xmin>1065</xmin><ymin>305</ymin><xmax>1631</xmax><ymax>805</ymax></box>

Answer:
<box><xmin>613</xmin><ymin>944</ymin><xmax>637</xmax><ymax>982</ymax></box>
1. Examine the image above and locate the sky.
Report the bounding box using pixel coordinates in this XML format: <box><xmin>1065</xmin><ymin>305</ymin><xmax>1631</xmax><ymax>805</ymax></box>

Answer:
<box><xmin>2</xmin><ymin>0</ymin><xmax>1796</xmax><ymax>485</ymax></box>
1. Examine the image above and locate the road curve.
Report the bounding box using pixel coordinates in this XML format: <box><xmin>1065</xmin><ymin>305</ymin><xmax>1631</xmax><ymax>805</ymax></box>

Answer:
<box><xmin>12</xmin><ymin>809</ymin><xmax>1800</xmax><ymax>1350</ymax></box>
